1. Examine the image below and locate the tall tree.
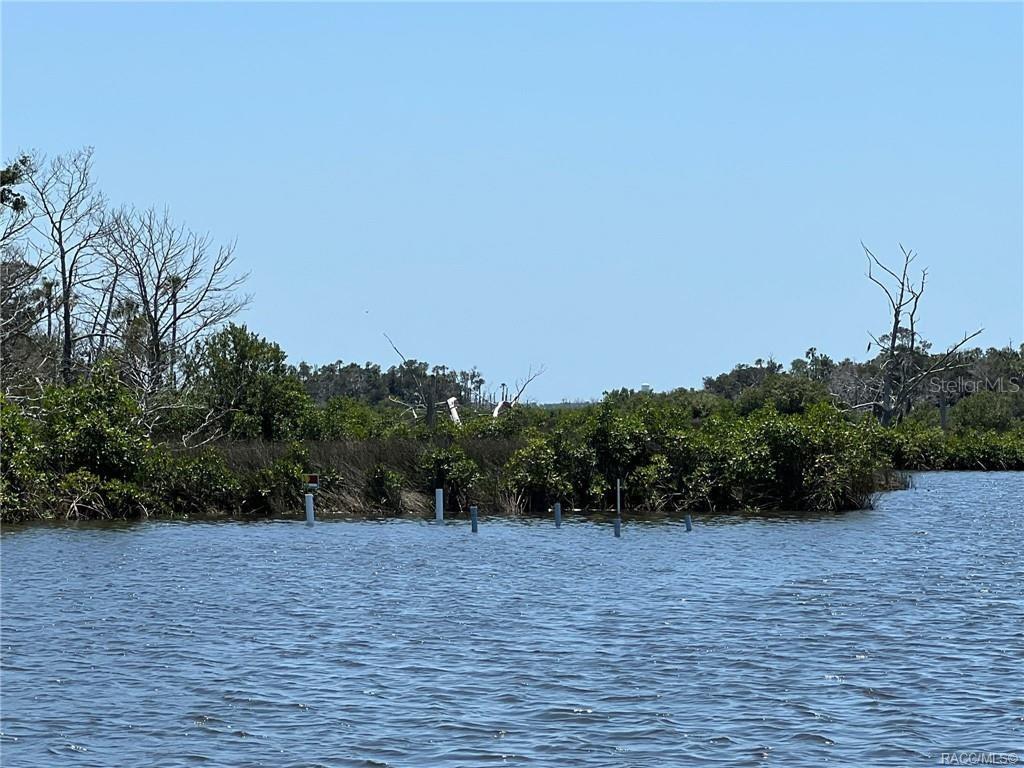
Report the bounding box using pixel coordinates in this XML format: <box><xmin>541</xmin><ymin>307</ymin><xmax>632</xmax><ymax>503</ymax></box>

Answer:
<box><xmin>856</xmin><ymin>244</ymin><xmax>982</xmax><ymax>426</ymax></box>
<box><xmin>0</xmin><ymin>252</ymin><xmax>45</xmax><ymax>389</ymax></box>
<box><xmin>103</xmin><ymin>206</ymin><xmax>248</xmax><ymax>401</ymax></box>
<box><xmin>1</xmin><ymin>153</ymin><xmax>52</xmax><ymax>390</ymax></box>
<box><xmin>187</xmin><ymin>324</ymin><xmax>311</xmax><ymax>442</ymax></box>
<box><xmin>25</xmin><ymin>148</ymin><xmax>108</xmax><ymax>384</ymax></box>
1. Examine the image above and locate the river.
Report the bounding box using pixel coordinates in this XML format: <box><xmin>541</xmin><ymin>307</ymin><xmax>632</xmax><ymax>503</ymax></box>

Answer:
<box><xmin>1</xmin><ymin>471</ymin><xmax>1021</xmax><ymax>766</ymax></box>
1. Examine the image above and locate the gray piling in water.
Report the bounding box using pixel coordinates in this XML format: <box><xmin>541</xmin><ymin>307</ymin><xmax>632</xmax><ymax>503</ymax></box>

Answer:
<box><xmin>435</xmin><ymin>488</ymin><xmax>444</xmax><ymax>523</ymax></box>
<box><xmin>554</xmin><ymin>501</ymin><xmax>562</xmax><ymax>528</ymax></box>
<box><xmin>470</xmin><ymin>505</ymin><xmax>478</xmax><ymax>533</ymax></box>
<box><xmin>305</xmin><ymin>493</ymin><xmax>315</xmax><ymax>527</ymax></box>
<box><xmin>685</xmin><ymin>513</ymin><xmax>693</xmax><ymax>532</ymax></box>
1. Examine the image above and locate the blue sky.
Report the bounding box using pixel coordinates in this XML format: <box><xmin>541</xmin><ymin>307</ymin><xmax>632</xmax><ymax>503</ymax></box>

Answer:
<box><xmin>3</xmin><ymin>2</ymin><xmax>1021</xmax><ymax>402</ymax></box>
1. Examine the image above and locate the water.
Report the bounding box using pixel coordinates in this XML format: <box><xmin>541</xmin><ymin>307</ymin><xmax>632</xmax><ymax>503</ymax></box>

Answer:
<box><xmin>2</xmin><ymin>472</ymin><xmax>1022</xmax><ymax>767</ymax></box>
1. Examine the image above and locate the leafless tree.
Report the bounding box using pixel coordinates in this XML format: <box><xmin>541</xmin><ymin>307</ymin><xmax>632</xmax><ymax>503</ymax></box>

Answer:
<box><xmin>24</xmin><ymin>148</ymin><xmax>109</xmax><ymax>384</ymax></box>
<box><xmin>381</xmin><ymin>332</ymin><xmax>542</xmax><ymax>425</ymax></box>
<box><xmin>102</xmin><ymin>206</ymin><xmax>248</xmax><ymax>418</ymax></box>
<box><xmin>853</xmin><ymin>243</ymin><xmax>982</xmax><ymax>426</ymax></box>
<box><xmin>1</xmin><ymin>154</ymin><xmax>50</xmax><ymax>389</ymax></box>
<box><xmin>1</xmin><ymin>245</ymin><xmax>44</xmax><ymax>388</ymax></box>
<box><xmin>491</xmin><ymin>365</ymin><xmax>546</xmax><ymax>417</ymax></box>
<box><xmin>382</xmin><ymin>331</ymin><xmax>428</xmax><ymax>418</ymax></box>
<box><xmin>381</xmin><ymin>333</ymin><xmax>454</xmax><ymax>426</ymax></box>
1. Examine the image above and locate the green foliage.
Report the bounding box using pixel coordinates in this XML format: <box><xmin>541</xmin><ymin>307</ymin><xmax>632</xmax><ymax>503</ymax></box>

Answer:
<box><xmin>53</xmin><ymin>470</ymin><xmax>105</xmax><ymax>519</ymax></box>
<box><xmin>703</xmin><ymin>359</ymin><xmax>783</xmax><ymax>399</ymax></box>
<box><xmin>0</xmin><ymin>396</ymin><xmax>48</xmax><ymax>520</ymax></box>
<box><xmin>943</xmin><ymin>429</ymin><xmax>1024</xmax><ymax>471</ymax></box>
<box><xmin>492</xmin><ymin>399</ymin><xmax>896</xmax><ymax>514</ymax></box>
<box><xmin>903</xmin><ymin>402</ymin><xmax>941</xmax><ymax>429</ymax></box>
<box><xmin>237</xmin><ymin>444</ymin><xmax>307</xmax><ymax>515</ymax></box>
<box><xmin>950</xmin><ymin>391</ymin><xmax>1023</xmax><ymax>432</ymax></box>
<box><xmin>5</xmin><ymin>325</ymin><xmax>1024</xmax><ymax>524</ymax></box>
<box><xmin>628</xmin><ymin>454</ymin><xmax>674</xmax><ymax>511</ymax></box>
<box><xmin>679</xmin><ymin>406</ymin><xmax>890</xmax><ymax>512</ymax></box>
<box><xmin>551</xmin><ymin>431</ymin><xmax>606</xmax><ymax>508</ymax></box>
<box><xmin>37</xmin><ymin>365</ymin><xmax>149</xmax><ymax>480</ymax></box>
<box><xmin>142</xmin><ymin>448</ymin><xmax>242</xmax><ymax>517</ymax></box>
<box><xmin>188</xmin><ymin>324</ymin><xmax>314</xmax><ymax>441</ymax></box>
<box><xmin>1</xmin><ymin>154</ymin><xmax>32</xmax><ymax>214</ymax></box>
<box><xmin>877</xmin><ymin>425</ymin><xmax>948</xmax><ymax>470</ymax></box>
<box><xmin>503</xmin><ymin>437</ymin><xmax>570</xmax><ymax>511</ymax></box>
<box><xmin>365</xmin><ymin>464</ymin><xmax>405</xmax><ymax>511</ymax></box>
<box><xmin>317</xmin><ymin>396</ymin><xmax>383</xmax><ymax>440</ymax></box>
<box><xmin>2</xmin><ymin>371</ymin><xmax>167</xmax><ymax>521</ymax></box>
<box><xmin>297</xmin><ymin>358</ymin><xmax>485</xmax><ymax>409</ymax></box>
<box><xmin>418</xmin><ymin>445</ymin><xmax>480</xmax><ymax>510</ymax></box>
<box><xmin>592</xmin><ymin>405</ymin><xmax>651</xmax><ymax>481</ymax></box>
<box><xmin>463</xmin><ymin>406</ymin><xmax>538</xmax><ymax>438</ymax></box>
<box><xmin>94</xmin><ymin>477</ymin><xmax>155</xmax><ymax>519</ymax></box>
<box><xmin>734</xmin><ymin>374</ymin><xmax>831</xmax><ymax>416</ymax></box>
<box><xmin>789</xmin><ymin>347</ymin><xmax>837</xmax><ymax>383</ymax></box>
<box><xmin>874</xmin><ymin>423</ymin><xmax>1024</xmax><ymax>471</ymax></box>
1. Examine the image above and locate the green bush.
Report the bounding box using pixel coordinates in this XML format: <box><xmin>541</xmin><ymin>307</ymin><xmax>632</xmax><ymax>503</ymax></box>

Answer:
<box><xmin>318</xmin><ymin>397</ymin><xmax>381</xmax><ymax>440</ymax></box>
<box><xmin>944</xmin><ymin>429</ymin><xmax>1024</xmax><ymax>470</ymax></box>
<box><xmin>237</xmin><ymin>445</ymin><xmax>307</xmax><ymax>516</ymax></box>
<box><xmin>52</xmin><ymin>470</ymin><xmax>105</xmax><ymax>519</ymax></box>
<box><xmin>656</xmin><ymin>406</ymin><xmax>890</xmax><ymax>512</ymax></box>
<box><xmin>735</xmin><ymin>374</ymin><xmax>831</xmax><ymax>416</ymax></box>
<box><xmin>188</xmin><ymin>324</ymin><xmax>316</xmax><ymax>441</ymax></box>
<box><xmin>5</xmin><ymin>368</ymin><xmax>1021</xmax><ymax>523</ymax></box>
<box><xmin>592</xmin><ymin>406</ymin><xmax>652</xmax><ymax>486</ymax></box>
<box><xmin>142</xmin><ymin>448</ymin><xmax>242</xmax><ymax>517</ymax></box>
<box><xmin>418</xmin><ymin>445</ymin><xmax>479</xmax><ymax>510</ymax></box>
<box><xmin>950</xmin><ymin>391</ymin><xmax>1020</xmax><ymax>432</ymax></box>
<box><xmin>503</xmin><ymin>437</ymin><xmax>570</xmax><ymax>512</ymax></box>
<box><xmin>37</xmin><ymin>367</ymin><xmax>149</xmax><ymax>480</ymax></box>
<box><xmin>97</xmin><ymin>477</ymin><xmax>155</xmax><ymax>519</ymax></box>
<box><xmin>553</xmin><ymin>434</ymin><xmax>606</xmax><ymax>509</ymax></box>
<box><xmin>628</xmin><ymin>454</ymin><xmax>674</xmax><ymax>511</ymax></box>
<box><xmin>365</xmin><ymin>463</ymin><xmax>405</xmax><ymax>511</ymax></box>
<box><xmin>881</xmin><ymin>425</ymin><xmax>948</xmax><ymax>470</ymax></box>
<box><xmin>1</xmin><ymin>397</ymin><xmax>51</xmax><ymax>522</ymax></box>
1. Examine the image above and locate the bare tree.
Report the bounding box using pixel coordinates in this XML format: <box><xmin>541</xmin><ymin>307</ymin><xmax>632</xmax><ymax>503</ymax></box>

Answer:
<box><xmin>0</xmin><ymin>154</ymin><xmax>51</xmax><ymax>390</ymax></box>
<box><xmin>103</xmin><ymin>206</ymin><xmax>248</xmax><ymax>416</ymax></box>
<box><xmin>25</xmin><ymin>148</ymin><xmax>108</xmax><ymax>384</ymax></box>
<box><xmin>1</xmin><ymin>245</ymin><xmax>44</xmax><ymax>388</ymax></box>
<box><xmin>854</xmin><ymin>243</ymin><xmax>982</xmax><ymax>426</ymax></box>
<box><xmin>78</xmin><ymin>258</ymin><xmax>121</xmax><ymax>370</ymax></box>
<box><xmin>382</xmin><ymin>331</ymin><xmax>431</xmax><ymax>420</ymax></box>
<box><xmin>381</xmin><ymin>332</ymin><xmax>537</xmax><ymax>425</ymax></box>
<box><xmin>491</xmin><ymin>365</ymin><xmax>546</xmax><ymax>417</ymax></box>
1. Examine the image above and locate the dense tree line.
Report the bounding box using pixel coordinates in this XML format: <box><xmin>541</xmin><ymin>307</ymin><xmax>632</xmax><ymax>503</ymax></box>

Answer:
<box><xmin>2</xmin><ymin>149</ymin><xmax>1022</xmax><ymax>523</ymax></box>
<box><xmin>705</xmin><ymin>345</ymin><xmax>1024</xmax><ymax>430</ymax></box>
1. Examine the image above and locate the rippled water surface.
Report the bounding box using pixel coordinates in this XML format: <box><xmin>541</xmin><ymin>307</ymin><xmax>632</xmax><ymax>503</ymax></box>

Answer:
<box><xmin>2</xmin><ymin>472</ymin><xmax>1023</xmax><ymax>767</ymax></box>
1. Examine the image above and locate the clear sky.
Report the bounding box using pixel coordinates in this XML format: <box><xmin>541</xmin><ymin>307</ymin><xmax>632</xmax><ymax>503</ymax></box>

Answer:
<box><xmin>2</xmin><ymin>2</ymin><xmax>1021</xmax><ymax>402</ymax></box>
